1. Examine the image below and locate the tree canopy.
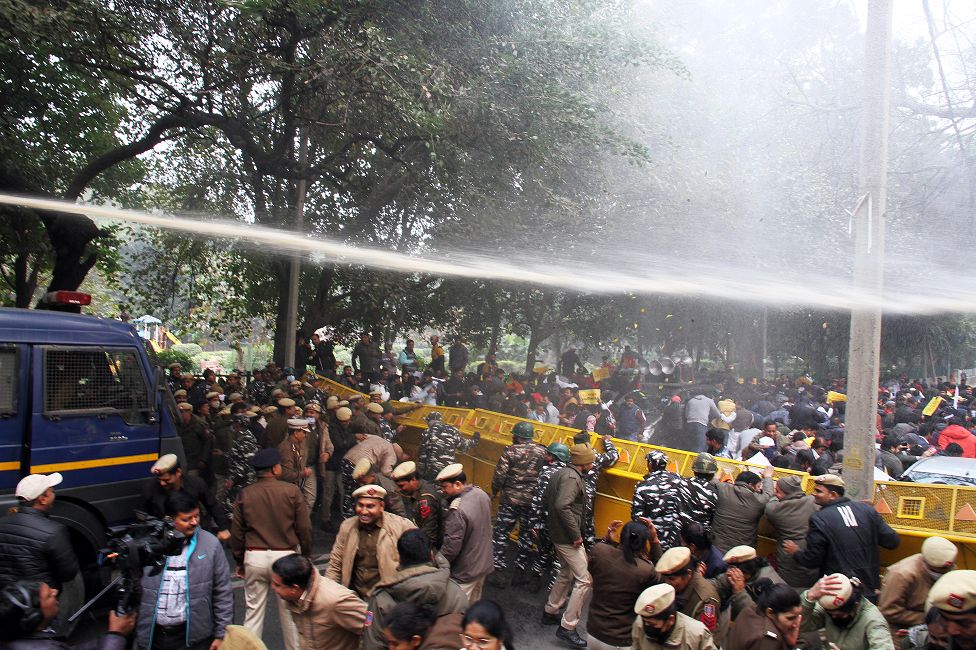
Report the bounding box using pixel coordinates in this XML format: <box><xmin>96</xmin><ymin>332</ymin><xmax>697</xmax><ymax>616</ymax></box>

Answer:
<box><xmin>3</xmin><ymin>0</ymin><xmax>976</xmax><ymax>378</ymax></box>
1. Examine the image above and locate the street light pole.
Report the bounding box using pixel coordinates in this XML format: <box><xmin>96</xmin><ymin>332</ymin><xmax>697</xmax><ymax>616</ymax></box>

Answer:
<box><xmin>844</xmin><ymin>0</ymin><xmax>892</xmax><ymax>500</ymax></box>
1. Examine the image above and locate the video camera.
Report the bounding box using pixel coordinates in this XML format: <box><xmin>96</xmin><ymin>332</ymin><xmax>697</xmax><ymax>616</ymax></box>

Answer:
<box><xmin>100</xmin><ymin>513</ymin><xmax>185</xmax><ymax>614</ymax></box>
<box><xmin>71</xmin><ymin>513</ymin><xmax>185</xmax><ymax>621</ymax></box>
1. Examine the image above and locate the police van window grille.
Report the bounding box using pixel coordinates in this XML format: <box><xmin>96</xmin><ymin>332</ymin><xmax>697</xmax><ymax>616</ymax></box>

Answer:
<box><xmin>44</xmin><ymin>348</ymin><xmax>150</xmax><ymax>422</ymax></box>
<box><xmin>0</xmin><ymin>349</ymin><xmax>15</xmax><ymax>414</ymax></box>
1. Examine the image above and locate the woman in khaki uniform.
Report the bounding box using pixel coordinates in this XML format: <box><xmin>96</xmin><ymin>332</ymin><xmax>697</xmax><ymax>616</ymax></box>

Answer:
<box><xmin>726</xmin><ymin>582</ymin><xmax>802</xmax><ymax>650</ymax></box>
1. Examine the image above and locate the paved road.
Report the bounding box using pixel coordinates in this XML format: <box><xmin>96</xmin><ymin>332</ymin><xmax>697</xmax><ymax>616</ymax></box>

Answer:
<box><xmin>71</xmin><ymin>523</ymin><xmax>590</xmax><ymax>649</ymax></box>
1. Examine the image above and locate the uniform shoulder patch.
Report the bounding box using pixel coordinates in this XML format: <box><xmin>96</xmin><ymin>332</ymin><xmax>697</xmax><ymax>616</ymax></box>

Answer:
<box><xmin>364</xmin><ymin>610</ymin><xmax>373</xmax><ymax>627</ymax></box>
<box><xmin>701</xmin><ymin>603</ymin><xmax>717</xmax><ymax>631</ymax></box>
<box><xmin>764</xmin><ymin>630</ymin><xmax>778</xmax><ymax>639</ymax></box>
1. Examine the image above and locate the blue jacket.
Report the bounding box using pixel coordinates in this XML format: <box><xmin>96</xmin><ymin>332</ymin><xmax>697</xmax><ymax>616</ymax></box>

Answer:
<box><xmin>136</xmin><ymin>529</ymin><xmax>233</xmax><ymax>648</ymax></box>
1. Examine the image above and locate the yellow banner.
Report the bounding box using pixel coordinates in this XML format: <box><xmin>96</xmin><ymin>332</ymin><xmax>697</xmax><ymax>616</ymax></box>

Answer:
<box><xmin>591</xmin><ymin>367</ymin><xmax>611</xmax><ymax>382</ymax></box>
<box><xmin>922</xmin><ymin>396</ymin><xmax>944</xmax><ymax>417</ymax></box>
<box><xmin>533</xmin><ymin>364</ymin><xmax>551</xmax><ymax>375</ymax></box>
<box><xmin>827</xmin><ymin>390</ymin><xmax>847</xmax><ymax>403</ymax></box>
<box><xmin>579</xmin><ymin>389</ymin><xmax>601</xmax><ymax>405</ymax></box>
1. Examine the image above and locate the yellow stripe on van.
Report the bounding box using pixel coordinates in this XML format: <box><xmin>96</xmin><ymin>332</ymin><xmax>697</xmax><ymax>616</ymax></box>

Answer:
<box><xmin>0</xmin><ymin>462</ymin><xmax>19</xmax><ymax>471</ymax></box>
<box><xmin>31</xmin><ymin>453</ymin><xmax>159</xmax><ymax>473</ymax></box>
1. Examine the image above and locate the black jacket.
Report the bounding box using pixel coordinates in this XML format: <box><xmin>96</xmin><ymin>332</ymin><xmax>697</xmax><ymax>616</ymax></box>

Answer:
<box><xmin>793</xmin><ymin>496</ymin><xmax>900</xmax><ymax>594</ymax></box>
<box><xmin>1</xmin><ymin>631</ymin><xmax>125</xmax><ymax>650</ymax></box>
<box><xmin>0</xmin><ymin>507</ymin><xmax>79</xmax><ymax>589</ymax></box>
<box><xmin>142</xmin><ymin>474</ymin><xmax>229</xmax><ymax>530</ymax></box>
<box><xmin>325</xmin><ymin>424</ymin><xmax>357</xmax><ymax>471</ymax></box>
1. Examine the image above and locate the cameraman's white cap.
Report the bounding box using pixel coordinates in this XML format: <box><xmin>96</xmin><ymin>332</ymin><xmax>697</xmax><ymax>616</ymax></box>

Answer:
<box><xmin>16</xmin><ymin>473</ymin><xmax>63</xmax><ymax>501</ymax></box>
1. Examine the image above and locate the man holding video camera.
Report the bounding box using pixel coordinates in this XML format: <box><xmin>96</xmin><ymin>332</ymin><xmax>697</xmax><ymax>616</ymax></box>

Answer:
<box><xmin>0</xmin><ymin>580</ymin><xmax>135</xmax><ymax>650</ymax></box>
<box><xmin>135</xmin><ymin>491</ymin><xmax>233</xmax><ymax>650</ymax></box>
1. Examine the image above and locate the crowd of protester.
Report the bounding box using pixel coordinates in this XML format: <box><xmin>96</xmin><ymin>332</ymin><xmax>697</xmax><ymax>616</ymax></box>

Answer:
<box><xmin>1</xmin><ymin>331</ymin><xmax>976</xmax><ymax>650</ymax></box>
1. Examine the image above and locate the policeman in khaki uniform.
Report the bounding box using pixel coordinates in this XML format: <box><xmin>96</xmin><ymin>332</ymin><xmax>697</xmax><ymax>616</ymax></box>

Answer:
<box><xmin>277</xmin><ymin>418</ymin><xmax>313</xmax><ymax>490</ymax></box>
<box><xmin>878</xmin><ymin>535</ymin><xmax>957</xmax><ymax>642</ymax></box>
<box><xmin>351</xmin><ymin>458</ymin><xmax>406</xmax><ymax>517</ymax></box>
<box><xmin>632</xmin><ymin>583</ymin><xmax>717</xmax><ymax>650</ymax></box>
<box><xmin>711</xmin><ymin>545</ymin><xmax>785</xmax><ymax>619</ymax></box>
<box><xmin>656</xmin><ymin>547</ymin><xmax>720</xmax><ymax>633</ymax></box>
<box><xmin>928</xmin><ymin>569</ymin><xmax>976</xmax><ymax>649</ymax></box>
<box><xmin>325</xmin><ymin>484</ymin><xmax>416</xmax><ymax>599</ymax></box>
<box><xmin>391</xmin><ymin>461</ymin><xmax>445</xmax><ymax>547</ymax></box>
<box><xmin>230</xmin><ymin>448</ymin><xmax>312</xmax><ymax>650</ymax></box>
<box><xmin>262</xmin><ymin>398</ymin><xmax>297</xmax><ymax>449</ymax></box>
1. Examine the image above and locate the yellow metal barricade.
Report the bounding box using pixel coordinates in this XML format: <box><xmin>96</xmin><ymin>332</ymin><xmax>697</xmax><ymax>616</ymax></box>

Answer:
<box><xmin>304</xmin><ymin>376</ymin><xmax>976</xmax><ymax>568</ymax></box>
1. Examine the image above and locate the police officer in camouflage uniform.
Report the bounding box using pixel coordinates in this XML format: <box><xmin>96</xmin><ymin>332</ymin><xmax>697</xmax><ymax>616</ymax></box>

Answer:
<box><xmin>224</xmin><ymin>414</ymin><xmax>260</xmax><ymax>512</ymax></box>
<box><xmin>246</xmin><ymin>368</ymin><xmax>270</xmax><ymax>405</ymax></box>
<box><xmin>416</xmin><ymin>411</ymin><xmax>480</xmax><ymax>480</ymax></box>
<box><xmin>490</xmin><ymin>421</ymin><xmax>549</xmax><ymax>585</ymax></box>
<box><xmin>678</xmin><ymin>452</ymin><xmax>719</xmax><ymax>534</ymax></box>
<box><xmin>632</xmin><ymin>450</ymin><xmax>686</xmax><ymax>551</ymax></box>
<box><xmin>573</xmin><ymin>431</ymin><xmax>620</xmax><ymax>549</ymax></box>
<box><xmin>519</xmin><ymin>442</ymin><xmax>570</xmax><ymax>590</ymax></box>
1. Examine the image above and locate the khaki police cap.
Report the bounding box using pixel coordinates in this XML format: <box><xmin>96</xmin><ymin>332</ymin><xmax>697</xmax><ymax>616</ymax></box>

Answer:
<box><xmin>352</xmin><ymin>484</ymin><xmax>387</xmax><ymax>500</ymax></box>
<box><xmin>228</xmin><ymin>392</ymin><xmax>243</xmax><ymax>401</ymax></box>
<box><xmin>219</xmin><ymin>407</ymin><xmax>231</xmax><ymax>416</ymax></box>
<box><xmin>326</xmin><ymin>396</ymin><xmax>340</xmax><ymax>409</ymax></box>
<box><xmin>436</xmin><ymin>463</ymin><xmax>465</xmax><ymax>482</ymax></box>
<box><xmin>168</xmin><ymin>362</ymin><xmax>182</xmax><ymax>370</ymax></box>
<box><xmin>277</xmin><ymin>398</ymin><xmax>296</xmax><ymax>408</ymax></box>
<box><xmin>177</xmin><ymin>402</ymin><xmax>193</xmax><ymax>412</ymax></box>
<box><xmin>336</xmin><ymin>407</ymin><xmax>352</xmax><ymax>422</ymax></box>
<box><xmin>391</xmin><ymin>461</ymin><xmax>417</xmax><ymax>480</ymax></box>
<box><xmin>815</xmin><ymin>473</ymin><xmax>845</xmax><ymax>488</ymax></box>
<box><xmin>929</xmin><ymin>570</ymin><xmax>976</xmax><ymax>613</ymax></box>
<box><xmin>220</xmin><ymin>624</ymin><xmax>264</xmax><ymax>650</ymax></box>
<box><xmin>174</xmin><ymin>389</ymin><xmax>188</xmax><ymax>397</ymax></box>
<box><xmin>151</xmin><ymin>454</ymin><xmax>180</xmax><ymax>474</ymax></box>
<box><xmin>723</xmin><ymin>545</ymin><xmax>757</xmax><ymax>564</ymax></box>
<box><xmin>818</xmin><ymin>573</ymin><xmax>854</xmax><ymax>610</ymax></box>
<box><xmin>923</xmin><ymin>536</ymin><xmax>958</xmax><ymax>569</ymax></box>
<box><xmin>366</xmin><ymin>402</ymin><xmax>384</xmax><ymax>414</ymax></box>
<box><xmin>352</xmin><ymin>458</ymin><xmax>373</xmax><ymax>479</ymax></box>
<box><xmin>305</xmin><ymin>402</ymin><xmax>322</xmax><ymax>413</ymax></box>
<box><xmin>655</xmin><ymin>547</ymin><xmax>693</xmax><ymax>575</ymax></box>
<box><xmin>338</xmin><ymin>400</ymin><xmax>350</xmax><ymax>407</ymax></box>
<box><xmin>261</xmin><ymin>405</ymin><xmax>277</xmax><ymax>414</ymax></box>
<box><xmin>634</xmin><ymin>583</ymin><xmax>676</xmax><ymax>616</ymax></box>
<box><xmin>286</xmin><ymin>418</ymin><xmax>310</xmax><ymax>430</ymax></box>
<box><xmin>289</xmin><ymin>380</ymin><xmax>302</xmax><ymax>387</ymax></box>
<box><xmin>206</xmin><ymin>391</ymin><xmax>220</xmax><ymax>399</ymax></box>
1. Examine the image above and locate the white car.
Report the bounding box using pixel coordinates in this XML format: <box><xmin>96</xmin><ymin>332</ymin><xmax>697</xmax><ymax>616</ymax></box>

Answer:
<box><xmin>900</xmin><ymin>456</ymin><xmax>976</xmax><ymax>487</ymax></box>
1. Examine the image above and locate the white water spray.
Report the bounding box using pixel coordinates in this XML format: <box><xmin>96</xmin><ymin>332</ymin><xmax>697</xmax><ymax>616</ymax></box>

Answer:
<box><xmin>2</xmin><ymin>193</ymin><xmax>973</xmax><ymax>315</ymax></box>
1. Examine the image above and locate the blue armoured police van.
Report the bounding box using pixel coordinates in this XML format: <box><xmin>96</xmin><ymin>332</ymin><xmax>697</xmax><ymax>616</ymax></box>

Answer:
<box><xmin>0</xmin><ymin>305</ymin><xmax>183</xmax><ymax>586</ymax></box>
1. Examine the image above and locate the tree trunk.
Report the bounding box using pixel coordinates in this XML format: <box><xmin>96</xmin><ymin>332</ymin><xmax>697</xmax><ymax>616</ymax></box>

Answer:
<box><xmin>525</xmin><ymin>329</ymin><xmax>542</xmax><ymax>375</ymax></box>
<box><xmin>488</xmin><ymin>312</ymin><xmax>501</xmax><ymax>355</ymax></box>
<box><xmin>13</xmin><ymin>249</ymin><xmax>38</xmax><ymax>308</ymax></box>
<box><xmin>270</xmin><ymin>259</ymin><xmax>290</xmax><ymax>366</ymax></box>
